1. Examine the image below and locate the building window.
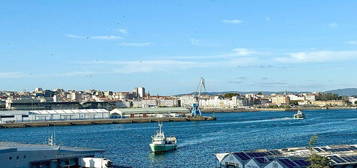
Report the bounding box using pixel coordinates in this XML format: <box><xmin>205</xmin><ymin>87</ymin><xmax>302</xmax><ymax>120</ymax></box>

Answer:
<box><xmin>16</xmin><ymin>156</ymin><xmax>19</xmax><ymax>159</ymax></box>
<box><xmin>23</xmin><ymin>155</ymin><xmax>26</xmax><ymax>159</ymax></box>
<box><xmin>9</xmin><ymin>157</ymin><xmax>12</xmax><ymax>160</ymax></box>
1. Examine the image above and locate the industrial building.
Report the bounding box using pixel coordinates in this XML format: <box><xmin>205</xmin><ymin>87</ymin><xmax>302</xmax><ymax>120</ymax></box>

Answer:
<box><xmin>216</xmin><ymin>144</ymin><xmax>357</xmax><ymax>168</ymax></box>
<box><xmin>0</xmin><ymin>109</ymin><xmax>110</xmax><ymax>123</ymax></box>
<box><xmin>110</xmin><ymin>107</ymin><xmax>189</xmax><ymax>118</ymax></box>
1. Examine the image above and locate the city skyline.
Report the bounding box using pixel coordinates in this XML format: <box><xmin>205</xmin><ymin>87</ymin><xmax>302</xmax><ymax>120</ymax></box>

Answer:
<box><xmin>1</xmin><ymin>0</ymin><xmax>357</xmax><ymax>94</ymax></box>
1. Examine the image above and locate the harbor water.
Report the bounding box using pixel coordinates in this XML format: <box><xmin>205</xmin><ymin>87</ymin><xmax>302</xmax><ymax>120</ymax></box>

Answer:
<box><xmin>0</xmin><ymin>109</ymin><xmax>356</xmax><ymax>167</ymax></box>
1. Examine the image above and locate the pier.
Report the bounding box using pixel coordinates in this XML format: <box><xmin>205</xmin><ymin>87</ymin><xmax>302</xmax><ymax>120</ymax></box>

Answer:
<box><xmin>0</xmin><ymin>116</ymin><xmax>216</xmax><ymax>129</ymax></box>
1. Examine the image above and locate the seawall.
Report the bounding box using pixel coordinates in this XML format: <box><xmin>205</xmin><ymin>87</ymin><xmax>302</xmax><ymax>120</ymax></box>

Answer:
<box><xmin>0</xmin><ymin>116</ymin><xmax>216</xmax><ymax>129</ymax></box>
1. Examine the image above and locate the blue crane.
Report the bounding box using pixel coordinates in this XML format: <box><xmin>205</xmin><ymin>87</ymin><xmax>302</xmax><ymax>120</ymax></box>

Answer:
<box><xmin>191</xmin><ymin>77</ymin><xmax>206</xmax><ymax>116</ymax></box>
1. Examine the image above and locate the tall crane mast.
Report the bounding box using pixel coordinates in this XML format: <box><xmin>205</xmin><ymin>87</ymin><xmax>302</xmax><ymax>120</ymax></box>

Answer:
<box><xmin>191</xmin><ymin>77</ymin><xmax>206</xmax><ymax>116</ymax></box>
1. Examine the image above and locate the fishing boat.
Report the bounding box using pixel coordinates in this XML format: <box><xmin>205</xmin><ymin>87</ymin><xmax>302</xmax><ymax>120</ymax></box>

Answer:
<box><xmin>149</xmin><ymin>122</ymin><xmax>177</xmax><ymax>153</ymax></box>
<box><xmin>293</xmin><ymin>110</ymin><xmax>305</xmax><ymax>119</ymax></box>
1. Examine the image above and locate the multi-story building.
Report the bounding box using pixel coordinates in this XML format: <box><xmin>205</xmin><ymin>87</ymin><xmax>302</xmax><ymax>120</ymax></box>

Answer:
<box><xmin>271</xmin><ymin>95</ymin><xmax>290</xmax><ymax>105</ymax></box>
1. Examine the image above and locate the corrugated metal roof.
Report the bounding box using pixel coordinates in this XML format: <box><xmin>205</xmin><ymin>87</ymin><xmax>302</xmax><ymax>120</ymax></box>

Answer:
<box><xmin>110</xmin><ymin>107</ymin><xmax>189</xmax><ymax>115</ymax></box>
<box><xmin>0</xmin><ymin>141</ymin><xmax>104</xmax><ymax>153</ymax></box>
<box><xmin>0</xmin><ymin>109</ymin><xmax>109</xmax><ymax>115</ymax></box>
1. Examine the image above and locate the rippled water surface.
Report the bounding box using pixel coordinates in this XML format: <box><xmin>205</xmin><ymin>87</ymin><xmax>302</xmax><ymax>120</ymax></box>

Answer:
<box><xmin>1</xmin><ymin>110</ymin><xmax>357</xmax><ymax>167</ymax></box>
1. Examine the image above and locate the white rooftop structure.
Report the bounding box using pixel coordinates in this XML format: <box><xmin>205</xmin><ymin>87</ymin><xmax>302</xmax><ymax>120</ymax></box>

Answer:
<box><xmin>29</xmin><ymin>109</ymin><xmax>108</xmax><ymax>115</ymax></box>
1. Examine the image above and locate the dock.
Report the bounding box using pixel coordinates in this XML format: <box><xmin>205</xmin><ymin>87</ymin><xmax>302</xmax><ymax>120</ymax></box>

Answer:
<box><xmin>0</xmin><ymin>116</ymin><xmax>216</xmax><ymax>129</ymax></box>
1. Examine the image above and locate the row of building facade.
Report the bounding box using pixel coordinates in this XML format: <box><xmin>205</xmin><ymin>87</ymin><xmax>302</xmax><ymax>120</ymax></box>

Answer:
<box><xmin>1</xmin><ymin>88</ymin><xmax>357</xmax><ymax>111</ymax></box>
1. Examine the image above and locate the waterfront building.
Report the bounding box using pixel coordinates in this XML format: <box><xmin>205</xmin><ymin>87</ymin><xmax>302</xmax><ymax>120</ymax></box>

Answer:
<box><xmin>271</xmin><ymin>95</ymin><xmax>290</xmax><ymax>106</ymax></box>
<box><xmin>0</xmin><ymin>141</ymin><xmax>110</xmax><ymax>168</ymax></box>
<box><xmin>137</xmin><ymin>87</ymin><xmax>145</xmax><ymax>98</ymax></box>
<box><xmin>0</xmin><ymin>109</ymin><xmax>110</xmax><ymax>123</ymax></box>
<box><xmin>288</xmin><ymin>95</ymin><xmax>305</xmax><ymax>101</ymax></box>
<box><xmin>110</xmin><ymin>107</ymin><xmax>188</xmax><ymax>118</ymax></box>
<box><xmin>348</xmin><ymin>97</ymin><xmax>357</xmax><ymax>105</ymax></box>
<box><xmin>216</xmin><ymin>144</ymin><xmax>357</xmax><ymax>168</ymax></box>
<box><xmin>303</xmin><ymin>94</ymin><xmax>316</xmax><ymax>102</ymax></box>
<box><xmin>218</xmin><ymin>152</ymin><xmax>252</xmax><ymax>168</ymax></box>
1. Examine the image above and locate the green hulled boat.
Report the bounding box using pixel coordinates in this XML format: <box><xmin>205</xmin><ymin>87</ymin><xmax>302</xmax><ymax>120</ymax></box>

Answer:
<box><xmin>149</xmin><ymin>123</ymin><xmax>177</xmax><ymax>153</ymax></box>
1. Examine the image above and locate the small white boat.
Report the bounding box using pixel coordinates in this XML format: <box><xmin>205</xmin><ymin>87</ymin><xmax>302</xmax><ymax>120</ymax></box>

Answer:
<box><xmin>293</xmin><ymin>110</ymin><xmax>305</xmax><ymax>119</ymax></box>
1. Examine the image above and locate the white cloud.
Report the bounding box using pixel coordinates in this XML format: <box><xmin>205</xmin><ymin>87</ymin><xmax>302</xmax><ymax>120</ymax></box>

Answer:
<box><xmin>328</xmin><ymin>22</ymin><xmax>338</xmax><ymax>28</ymax></box>
<box><xmin>118</xmin><ymin>42</ymin><xmax>152</xmax><ymax>47</ymax></box>
<box><xmin>84</xmin><ymin>60</ymin><xmax>196</xmax><ymax>73</ymax></box>
<box><xmin>231</xmin><ymin>48</ymin><xmax>257</xmax><ymax>56</ymax></box>
<box><xmin>117</xmin><ymin>28</ymin><xmax>128</xmax><ymax>34</ymax></box>
<box><xmin>57</xmin><ymin>71</ymin><xmax>97</xmax><ymax>77</ymax></box>
<box><xmin>222</xmin><ymin>19</ymin><xmax>243</xmax><ymax>24</ymax></box>
<box><xmin>80</xmin><ymin>54</ymin><xmax>262</xmax><ymax>74</ymax></box>
<box><xmin>90</xmin><ymin>35</ymin><xmax>122</xmax><ymax>40</ymax></box>
<box><xmin>65</xmin><ymin>34</ymin><xmax>85</xmax><ymax>39</ymax></box>
<box><xmin>346</xmin><ymin>41</ymin><xmax>357</xmax><ymax>45</ymax></box>
<box><xmin>275</xmin><ymin>50</ymin><xmax>357</xmax><ymax>63</ymax></box>
<box><xmin>189</xmin><ymin>38</ymin><xmax>219</xmax><ymax>47</ymax></box>
<box><xmin>0</xmin><ymin>72</ymin><xmax>28</xmax><ymax>78</ymax></box>
<box><xmin>65</xmin><ymin>34</ymin><xmax>122</xmax><ymax>40</ymax></box>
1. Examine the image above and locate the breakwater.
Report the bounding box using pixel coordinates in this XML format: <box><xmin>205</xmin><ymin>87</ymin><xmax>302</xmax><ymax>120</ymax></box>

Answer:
<box><xmin>0</xmin><ymin>116</ymin><xmax>216</xmax><ymax>129</ymax></box>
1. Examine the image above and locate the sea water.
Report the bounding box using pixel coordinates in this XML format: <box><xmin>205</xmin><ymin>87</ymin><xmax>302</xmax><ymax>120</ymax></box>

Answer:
<box><xmin>0</xmin><ymin>109</ymin><xmax>356</xmax><ymax>167</ymax></box>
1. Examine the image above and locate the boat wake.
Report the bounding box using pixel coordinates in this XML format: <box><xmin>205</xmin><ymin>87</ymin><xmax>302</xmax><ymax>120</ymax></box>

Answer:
<box><xmin>239</xmin><ymin>117</ymin><xmax>293</xmax><ymax>124</ymax></box>
<box><xmin>178</xmin><ymin>136</ymin><xmax>222</xmax><ymax>148</ymax></box>
<box><xmin>178</xmin><ymin>131</ymin><xmax>226</xmax><ymax>148</ymax></box>
<box><xmin>345</xmin><ymin>118</ymin><xmax>357</xmax><ymax>121</ymax></box>
<box><xmin>201</xmin><ymin>117</ymin><xmax>294</xmax><ymax>127</ymax></box>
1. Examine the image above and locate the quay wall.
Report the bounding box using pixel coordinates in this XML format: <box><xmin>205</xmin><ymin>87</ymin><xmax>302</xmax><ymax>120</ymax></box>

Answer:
<box><xmin>0</xmin><ymin>116</ymin><xmax>216</xmax><ymax>129</ymax></box>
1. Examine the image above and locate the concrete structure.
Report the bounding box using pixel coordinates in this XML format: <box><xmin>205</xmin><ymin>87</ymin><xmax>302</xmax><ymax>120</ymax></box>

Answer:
<box><xmin>311</xmin><ymin>100</ymin><xmax>347</xmax><ymax>107</ymax></box>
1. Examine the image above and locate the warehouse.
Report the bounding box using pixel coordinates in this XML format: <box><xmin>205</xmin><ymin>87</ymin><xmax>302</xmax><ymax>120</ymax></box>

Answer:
<box><xmin>0</xmin><ymin>109</ymin><xmax>110</xmax><ymax>123</ymax></box>
<box><xmin>110</xmin><ymin>107</ymin><xmax>189</xmax><ymax>118</ymax></box>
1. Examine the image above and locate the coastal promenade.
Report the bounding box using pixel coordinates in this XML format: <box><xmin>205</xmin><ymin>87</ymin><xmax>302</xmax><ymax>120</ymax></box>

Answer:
<box><xmin>0</xmin><ymin>116</ymin><xmax>216</xmax><ymax>129</ymax></box>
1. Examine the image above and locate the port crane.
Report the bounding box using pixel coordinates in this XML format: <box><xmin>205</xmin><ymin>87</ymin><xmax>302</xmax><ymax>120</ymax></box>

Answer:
<box><xmin>191</xmin><ymin>77</ymin><xmax>206</xmax><ymax>116</ymax></box>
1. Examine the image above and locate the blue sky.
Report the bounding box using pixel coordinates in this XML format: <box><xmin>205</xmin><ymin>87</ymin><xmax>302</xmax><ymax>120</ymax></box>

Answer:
<box><xmin>1</xmin><ymin>0</ymin><xmax>357</xmax><ymax>95</ymax></box>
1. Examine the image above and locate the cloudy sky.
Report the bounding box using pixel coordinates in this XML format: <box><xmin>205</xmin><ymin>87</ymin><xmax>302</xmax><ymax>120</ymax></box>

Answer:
<box><xmin>1</xmin><ymin>0</ymin><xmax>357</xmax><ymax>95</ymax></box>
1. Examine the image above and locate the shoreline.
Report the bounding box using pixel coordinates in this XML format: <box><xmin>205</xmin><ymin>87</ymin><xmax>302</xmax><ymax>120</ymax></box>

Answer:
<box><xmin>0</xmin><ymin>116</ymin><xmax>216</xmax><ymax>129</ymax></box>
<box><xmin>201</xmin><ymin>106</ymin><xmax>357</xmax><ymax>113</ymax></box>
